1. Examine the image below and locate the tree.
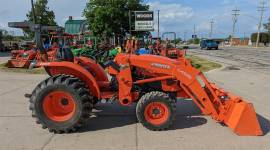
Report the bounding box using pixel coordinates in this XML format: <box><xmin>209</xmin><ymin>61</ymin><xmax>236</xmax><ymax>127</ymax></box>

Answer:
<box><xmin>84</xmin><ymin>0</ymin><xmax>149</xmax><ymax>38</ymax></box>
<box><xmin>264</xmin><ymin>18</ymin><xmax>270</xmax><ymax>33</ymax></box>
<box><xmin>25</xmin><ymin>0</ymin><xmax>56</xmax><ymax>37</ymax></box>
<box><xmin>171</xmin><ymin>38</ymin><xmax>182</xmax><ymax>44</ymax></box>
<box><xmin>193</xmin><ymin>38</ymin><xmax>200</xmax><ymax>44</ymax></box>
<box><xmin>251</xmin><ymin>32</ymin><xmax>270</xmax><ymax>45</ymax></box>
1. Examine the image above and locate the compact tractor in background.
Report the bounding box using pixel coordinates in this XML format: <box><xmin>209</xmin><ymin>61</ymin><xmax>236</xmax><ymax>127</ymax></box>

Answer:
<box><xmin>125</xmin><ymin>32</ymin><xmax>185</xmax><ymax>59</ymax></box>
<box><xmin>72</xmin><ymin>36</ymin><xmax>122</xmax><ymax>63</ymax></box>
<box><xmin>26</xmin><ymin>45</ymin><xmax>262</xmax><ymax>135</ymax></box>
<box><xmin>5</xmin><ymin>22</ymin><xmax>65</xmax><ymax>68</ymax></box>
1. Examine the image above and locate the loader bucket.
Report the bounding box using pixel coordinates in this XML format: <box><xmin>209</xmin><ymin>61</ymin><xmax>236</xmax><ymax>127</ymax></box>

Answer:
<box><xmin>224</xmin><ymin>101</ymin><xmax>263</xmax><ymax>136</ymax></box>
<box><xmin>5</xmin><ymin>59</ymin><xmax>30</xmax><ymax>68</ymax></box>
<box><xmin>184</xmin><ymin>75</ymin><xmax>263</xmax><ymax>136</ymax></box>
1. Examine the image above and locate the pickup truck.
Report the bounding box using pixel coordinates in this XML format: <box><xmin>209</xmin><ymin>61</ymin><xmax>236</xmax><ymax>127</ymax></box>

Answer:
<box><xmin>200</xmin><ymin>39</ymin><xmax>219</xmax><ymax>50</ymax></box>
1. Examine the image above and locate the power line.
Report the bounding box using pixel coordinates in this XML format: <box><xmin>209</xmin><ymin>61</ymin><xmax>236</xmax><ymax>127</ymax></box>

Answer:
<box><xmin>209</xmin><ymin>19</ymin><xmax>214</xmax><ymax>38</ymax></box>
<box><xmin>231</xmin><ymin>7</ymin><xmax>240</xmax><ymax>46</ymax></box>
<box><xmin>256</xmin><ymin>0</ymin><xmax>266</xmax><ymax>47</ymax></box>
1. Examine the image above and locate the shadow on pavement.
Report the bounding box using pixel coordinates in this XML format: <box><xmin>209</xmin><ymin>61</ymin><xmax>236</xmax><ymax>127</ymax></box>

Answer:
<box><xmin>79</xmin><ymin>99</ymin><xmax>207</xmax><ymax>133</ymax></box>
<box><xmin>171</xmin><ymin>116</ymin><xmax>207</xmax><ymax>130</ymax></box>
<box><xmin>257</xmin><ymin>114</ymin><xmax>270</xmax><ymax>135</ymax></box>
<box><xmin>172</xmin><ymin>99</ymin><xmax>207</xmax><ymax>130</ymax></box>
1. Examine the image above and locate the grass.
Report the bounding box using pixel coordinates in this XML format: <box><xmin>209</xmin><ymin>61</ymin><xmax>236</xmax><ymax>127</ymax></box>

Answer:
<box><xmin>0</xmin><ymin>55</ymin><xmax>221</xmax><ymax>74</ymax></box>
<box><xmin>0</xmin><ymin>63</ymin><xmax>46</xmax><ymax>74</ymax></box>
<box><xmin>186</xmin><ymin>55</ymin><xmax>222</xmax><ymax>72</ymax></box>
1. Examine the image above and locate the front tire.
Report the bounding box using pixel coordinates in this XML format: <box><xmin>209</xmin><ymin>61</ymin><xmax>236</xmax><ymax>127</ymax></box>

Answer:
<box><xmin>136</xmin><ymin>91</ymin><xmax>176</xmax><ymax>131</ymax></box>
<box><xmin>29</xmin><ymin>75</ymin><xmax>93</xmax><ymax>133</ymax></box>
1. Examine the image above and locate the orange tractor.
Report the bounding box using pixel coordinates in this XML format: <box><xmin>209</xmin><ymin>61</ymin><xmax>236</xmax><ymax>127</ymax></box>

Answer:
<box><xmin>125</xmin><ymin>33</ymin><xmax>185</xmax><ymax>59</ymax></box>
<box><xmin>6</xmin><ymin>22</ymin><xmax>66</xmax><ymax>68</ymax></box>
<box><xmin>26</xmin><ymin>50</ymin><xmax>262</xmax><ymax>136</ymax></box>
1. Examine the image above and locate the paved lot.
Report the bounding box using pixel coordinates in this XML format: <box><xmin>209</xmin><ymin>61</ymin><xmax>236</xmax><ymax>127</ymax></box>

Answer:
<box><xmin>187</xmin><ymin>46</ymin><xmax>270</xmax><ymax>75</ymax></box>
<box><xmin>0</xmin><ymin>48</ymin><xmax>270</xmax><ymax>150</ymax></box>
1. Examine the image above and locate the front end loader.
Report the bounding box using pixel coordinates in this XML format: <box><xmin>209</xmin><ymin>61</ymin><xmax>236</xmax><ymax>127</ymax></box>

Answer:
<box><xmin>26</xmin><ymin>52</ymin><xmax>262</xmax><ymax>136</ymax></box>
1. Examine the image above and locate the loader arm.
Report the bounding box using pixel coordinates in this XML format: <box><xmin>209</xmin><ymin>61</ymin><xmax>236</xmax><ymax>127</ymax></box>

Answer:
<box><xmin>113</xmin><ymin>54</ymin><xmax>262</xmax><ymax>136</ymax></box>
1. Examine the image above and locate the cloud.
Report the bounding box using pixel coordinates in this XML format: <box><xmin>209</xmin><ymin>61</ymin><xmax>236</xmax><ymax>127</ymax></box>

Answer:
<box><xmin>197</xmin><ymin>21</ymin><xmax>211</xmax><ymax>31</ymax></box>
<box><xmin>149</xmin><ymin>2</ymin><xmax>194</xmax><ymax>24</ymax></box>
<box><xmin>148</xmin><ymin>1</ymin><xmax>194</xmax><ymax>36</ymax></box>
<box><xmin>0</xmin><ymin>10</ymin><xmax>9</xmax><ymax>16</ymax></box>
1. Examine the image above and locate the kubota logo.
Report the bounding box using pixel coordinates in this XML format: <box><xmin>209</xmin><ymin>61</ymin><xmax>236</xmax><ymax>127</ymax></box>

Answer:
<box><xmin>151</xmin><ymin>63</ymin><xmax>170</xmax><ymax>69</ymax></box>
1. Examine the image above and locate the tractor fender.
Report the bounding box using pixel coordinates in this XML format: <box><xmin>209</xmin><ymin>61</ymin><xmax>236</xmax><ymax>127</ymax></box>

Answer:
<box><xmin>75</xmin><ymin>57</ymin><xmax>109</xmax><ymax>82</ymax></box>
<box><xmin>40</xmin><ymin>62</ymin><xmax>101</xmax><ymax>98</ymax></box>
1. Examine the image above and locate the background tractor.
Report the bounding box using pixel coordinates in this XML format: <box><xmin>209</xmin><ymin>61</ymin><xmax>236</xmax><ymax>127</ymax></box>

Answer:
<box><xmin>5</xmin><ymin>22</ymin><xmax>65</xmax><ymax>68</ymax></box>
<box><xmin>26</xmin><ymin>50</ymin><xmax>262</xmax><ymax>136</ymax></box>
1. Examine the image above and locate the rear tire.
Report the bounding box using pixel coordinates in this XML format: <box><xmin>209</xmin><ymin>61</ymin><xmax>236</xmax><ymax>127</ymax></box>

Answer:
<box><xmin>29</xmin><ymin>75</ymin><xmax>93</xmax><ymax>133</ymax></box>
<box><xmin>136</xmin><ymin>91</ymin><xmax>176</xmax><ymax>131</ymax></box>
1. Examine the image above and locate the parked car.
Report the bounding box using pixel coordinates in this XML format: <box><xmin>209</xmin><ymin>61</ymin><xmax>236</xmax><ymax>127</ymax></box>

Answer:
<box><xmin>200</xmin><ymin>39</ymin><xmax>219</xmax><ymax>50</ymax></box>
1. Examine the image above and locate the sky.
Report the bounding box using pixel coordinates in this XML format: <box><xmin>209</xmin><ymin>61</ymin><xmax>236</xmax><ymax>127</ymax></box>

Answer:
<box><xmin>0</xmin><ymin>0</ymin><xmax>269</xmax><ymax>39</ymax></box>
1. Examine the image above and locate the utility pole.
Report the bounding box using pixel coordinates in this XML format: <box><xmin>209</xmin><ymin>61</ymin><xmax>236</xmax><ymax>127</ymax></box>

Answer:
<box><xmin>157</xmin><ymin>10</ymin><xmax>160</xmax><ymax>39</ymax></box>
<box><xmin>231</xmin><ymin>7</ymin><xmax>240</xmax><ymax>46</ymax></box>
<box><xmin>129</xmin><ymin>10</ymin><xmax>132</xmax><ymax>36</ymax></box>
<box><xmin>193</xmin><ymin>24</ymin><xmax>196</xmax><ymax>43</ymax></box>
<box><xmin>209</xmin><ymin>19</ymin><xmax>214</xmax><ymax>38</ymax></box>
<box><xmin>31</xmin><ymin>0</ymin><xmax>37</xmax><ymax>24</ymax></box>
<box><xmin>184</xmin><ymin>30</ymin><xmax>187</xmax><ymax>42</ymax></box>
<box><xmin>256</xmin><ymin>0</ymin><xmax>266</xmax><ymax>47</ymax></box>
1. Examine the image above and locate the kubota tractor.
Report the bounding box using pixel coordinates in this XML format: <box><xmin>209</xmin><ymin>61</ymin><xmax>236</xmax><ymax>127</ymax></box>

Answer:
<box><xmin>5</xmin><ymin>22</ymin><xmax>65</xmax><ymax>68</ymax></box>
<box><xmin>125</xmin><ymin>35</ymin><xmax>185</xmax><ymax>59</ymax></box>
<box><xmin>26</xmin><ymin>51</ymin><xmax>262</xmax><ymax>136</ymax></box>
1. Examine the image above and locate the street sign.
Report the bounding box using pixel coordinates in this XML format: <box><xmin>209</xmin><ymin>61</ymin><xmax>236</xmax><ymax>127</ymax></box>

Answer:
<box><xmin>192</xmin><ymin>35</ymin><xmax>197</xmax><ymax>39</ymax></box>
<box><xmin>135</xmin><ymin>11</ymin><xmax>154</xmax><ymax>31</ymax></box>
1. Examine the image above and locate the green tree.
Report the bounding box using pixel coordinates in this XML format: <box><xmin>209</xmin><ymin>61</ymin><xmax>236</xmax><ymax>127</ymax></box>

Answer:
<box><xmin>171</xmin><ymin>38</ymin><xmax>182</xmax><ymax>44</ymax></box>
<box><xmin>264</xmin><ymin>18</ymin><xmax>270</xmax><ymax>33</ymax></box>
<box><xmin>251</xmin><ymin>32</ymin><xmax>270</xmax><ymax>45</ymax></box>
<box><xmin>84</xmin><ymin>0</ymin><xmax>149</xmax><ymax>38</ymax></box>
<box><xmin>194</xmin><ymin>38</ymin><xmax>200</xmax><ymax>44</ymax></box>
<box><xmin>25</xmin><ymin>0</ymin><xmax>57</xmax><ymax>37</ymax></box>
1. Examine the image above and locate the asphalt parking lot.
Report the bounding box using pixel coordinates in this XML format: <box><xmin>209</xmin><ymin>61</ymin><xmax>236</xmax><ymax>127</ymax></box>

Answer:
<box><xmin>187</xmin><ymin>46</ymin><xmax>270</xmax><ymax>75</ymax></box>
<box><xmin>0</xmin><ymin>47</ymin><xmax>270</xmax><ymax>150</ymax></box>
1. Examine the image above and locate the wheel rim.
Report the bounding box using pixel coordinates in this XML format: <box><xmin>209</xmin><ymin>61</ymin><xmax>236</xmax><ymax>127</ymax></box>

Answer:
<box><xmin>144</xmin><ymin>102</ymin><xmax>170</xmax><ymax>126</ymax></box>
<box><xmin>43</xmin><ymin>91</ymin><xmax>76</xmax><ymax>122</ymax></box>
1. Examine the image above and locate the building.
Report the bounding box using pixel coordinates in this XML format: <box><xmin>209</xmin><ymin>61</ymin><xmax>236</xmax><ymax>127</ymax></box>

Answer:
<box><xmin>231</xmin><ymin>38</ymin><xmax>250</xmax><ymax>46</ymax></box>
<box><xmin>65</xmin><ymin>16</ymin><xmax>88</xmax><ymax>36</ymax></box>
